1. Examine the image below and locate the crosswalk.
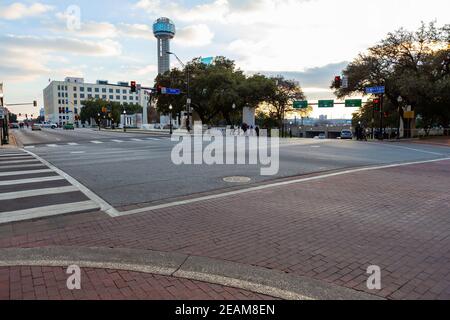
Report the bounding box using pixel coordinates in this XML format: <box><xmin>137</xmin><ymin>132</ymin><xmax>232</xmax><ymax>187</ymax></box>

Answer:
<box><xmin>0</xmin><ymin>149</ymin><xmax>101</xmax><ymax>224</ymax></box>
<box><xmin>23</xmin><ymin>137</ymin><xmax>169</xmax><ymax>149</ymax></box>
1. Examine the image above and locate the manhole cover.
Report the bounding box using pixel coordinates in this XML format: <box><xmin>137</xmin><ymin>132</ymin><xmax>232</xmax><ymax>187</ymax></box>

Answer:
<box><xmin>223</xmin><ymin>176</ymin><xmax>252</xmax><ymax>183</ymax></box>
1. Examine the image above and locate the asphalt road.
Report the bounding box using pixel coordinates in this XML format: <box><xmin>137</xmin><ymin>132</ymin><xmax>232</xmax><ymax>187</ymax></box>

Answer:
<box><xmin>11</xmin><ymin>127</ymin><xmax>450</xmax><ymax>208</ymax></box>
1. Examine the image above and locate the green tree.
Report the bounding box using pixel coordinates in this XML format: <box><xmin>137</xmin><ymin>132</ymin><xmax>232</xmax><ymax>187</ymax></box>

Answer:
<box><xmin>267</xmin><ymin>76</ymin><xmax>305</xmax><ymax>136</ymax></box>
<box><xmin>332</xmin><ymin>22</ymin><xmax>450</xmax><ymax>135</ymax></box>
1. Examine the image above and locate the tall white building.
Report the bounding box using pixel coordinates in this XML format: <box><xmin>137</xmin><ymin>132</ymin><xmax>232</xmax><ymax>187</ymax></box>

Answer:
<box><xmin>43</xmin><ymin>77</ymin><xmax>150</xmax><ymax>127</ymax></box>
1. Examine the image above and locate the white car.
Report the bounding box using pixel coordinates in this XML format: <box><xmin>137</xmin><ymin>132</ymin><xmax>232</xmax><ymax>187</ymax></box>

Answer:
<box><xmin>41</xmin><ymin>122</ymin><xmax>58</xmax><ymax>129</ymax></box>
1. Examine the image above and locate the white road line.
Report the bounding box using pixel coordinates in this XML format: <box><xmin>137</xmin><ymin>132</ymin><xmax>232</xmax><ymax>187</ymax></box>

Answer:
<box><xmin>368</xmin><ymin>142</ymin><xmax>446</xmax><ymax>156</ymax></box>
<box><xmin>111</xmin><ymin>139</ymin><xmax>124</xmax><ymax>143</ymax></box>
<box><xmin>0</xmin><ymin>176</ymin><xmax>64</xmax><ymax>186</ymax></box>
<box><xmin>0</xmin><ymin>169</ymin><xmax>53</xmax><ymax>177</ymax></box>
<box><xmin>0</xmin><ymin>156</ymin><xmax>33</xmax><ymax>160</ymax></box>
<box><xmin>68</xmin><ymin>143</ymin><xmax>79</xmax><ymax>146</ymax></box>
<box><xmin>0</xmin><ymin>201</ymin><xmax>100</xmax><ymax>224</ymax></box>
<box><xmin>70</xmin><ymin>151</ymin><xmax>86</xmax><ymax>154</ymax></box>
<box><xmin>0</xmin><ymin>163</ymin><xmax>45</xmax><ymax>170</ymax></box>
<box><xmin>22</xmin><ymin>149</ymin><xmax>119</xmax><ymax>216</ymax></box>
<box><xmin>91</xmin><ymin>141</ymin><xmax>103</xmax><ymax>144</ymax></box>
<box><xmin>0</xmin><ymin>159</ymin><xmax>40</xmax><ymax>165</ymax></box>
<box><xmin>146</xmin><ymin>138</ymin><xmax>161</xmax><ymax>141</ymax></box>
<box><xmin>0</xmin><ymin>186</ymin><xmax>79</xmax><ymax>201</ymax></box>
<box><xmin>47</xmin><ymin>144</ymin><xmax>58</xmax><ymax>147</ymax></box>
<box><xmin>24</xmin><ymin>146</ymin><xmax>35</xmax><ymax>149</ymax></box>
<box><xmin>113</xmin><ymin>157</ymin><xmax>450</xmax><ymax>218</ymax></box>
<box><xmin>131</xmin><ymin>138</ymin><xmax>143</xmax><ymax>141</ymax></box>
<box><xmin>0</xmin><ymin>154</ymin><xmax>28</xmax><ymax>157</ymax></box>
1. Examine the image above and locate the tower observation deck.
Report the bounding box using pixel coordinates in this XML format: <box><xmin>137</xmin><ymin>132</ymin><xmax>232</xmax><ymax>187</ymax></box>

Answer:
<box><xmin>153</xmin><ymin>17</ymin><xmax>176</xmax><ymax>75</ymax></box>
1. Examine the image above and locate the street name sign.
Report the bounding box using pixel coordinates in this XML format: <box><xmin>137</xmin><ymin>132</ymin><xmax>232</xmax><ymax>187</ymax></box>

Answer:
<box><xmin>161</xmin><ymin>87</ymin><xmax>181</xmax><ymax>95</ymax></box>
<box><xmin>345</xmin><ymin>99</ymin><xmax>362</xmax><ymax>107</ymax></box>
<box><xmin>318</xmin><ymin>100</ymin><xmax>334</xmax><ymax>108</ymax></box>
<box><xmin>293</xmin><ymin>100</ymin><xmax>308</xmax><ymax>109</ymax></box>
<box><xmin>365</xmin><ymin>86</ymin><xmax>385</xmax><ymax>94</ymax></box>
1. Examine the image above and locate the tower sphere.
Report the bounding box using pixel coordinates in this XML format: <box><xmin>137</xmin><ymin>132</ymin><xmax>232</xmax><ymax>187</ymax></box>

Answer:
<box><xmin>153</xmin><ymin>17</ymin><xmax>176</xmax><ymax>39</ymax></box>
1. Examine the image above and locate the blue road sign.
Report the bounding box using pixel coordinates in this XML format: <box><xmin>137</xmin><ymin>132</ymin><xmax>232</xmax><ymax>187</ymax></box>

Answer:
<box><xmin>365</xmin><ymin>86</ymin><xmax>385</xmax><ymax>94</ymax></box>
<box><xmin>162</xmin><ymin>87</ymin><xmax>181</xmax><ymax>95</ymax></box>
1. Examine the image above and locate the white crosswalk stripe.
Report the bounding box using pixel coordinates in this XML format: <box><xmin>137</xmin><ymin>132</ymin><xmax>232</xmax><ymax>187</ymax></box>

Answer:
<box><xmin>91</xmin><ymin>140</ymin><xmax>103</xmax><ymax>144</ymax></box>
<box><xmin>0</xmin><ymin>149</ymin><xmax>102</xmax><ymax>224</ymax></box>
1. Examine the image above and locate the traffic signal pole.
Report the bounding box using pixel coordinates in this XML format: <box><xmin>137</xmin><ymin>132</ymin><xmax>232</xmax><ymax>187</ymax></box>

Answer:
<box><xmin>379</xmin><ymin>94</ymin><xmax>384</xmax><ymax>140</ymax></box>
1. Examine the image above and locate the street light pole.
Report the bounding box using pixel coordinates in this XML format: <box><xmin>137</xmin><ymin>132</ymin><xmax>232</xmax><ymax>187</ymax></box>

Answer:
<box><xmin>97</xmin><ymin>113</ymin><xmax>101</xmax><ymax>131</ymax></box>
<box><xmin>169</xmin><ymin>105</ymin><xmax>173</xmax><ymax>135</ymax></box>
<box><xmin>397</xmin><ymin>96</ymin><xmax>403</xmax><ymax>140</ymax></box>
<box><xmin>167</xmin><ymin>51</ymin><xmax>191</xmax><ymax>132</ymax></box>
<box><xmin>123</xmin><ymin>110</ymin><xmax>127</xmax><ymax>132</ymax></box>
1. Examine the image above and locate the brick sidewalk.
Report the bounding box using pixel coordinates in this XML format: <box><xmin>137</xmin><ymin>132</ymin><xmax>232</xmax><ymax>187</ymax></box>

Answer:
<box><xmin>0</xmin><ymin>266</ymin><xmax>275</xmax><ymax>300</ymax></box>
<box><xmin>1</xmin><ymin>160</ymin><xmax>450</xmax><ymax>299</ymax></box>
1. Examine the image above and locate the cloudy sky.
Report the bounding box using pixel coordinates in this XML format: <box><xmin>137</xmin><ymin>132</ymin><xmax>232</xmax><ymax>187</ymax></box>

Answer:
<box><xmin>1</xmin><ymin>0</ymin><xmax>449</xmax><ymax>118</ymax></box>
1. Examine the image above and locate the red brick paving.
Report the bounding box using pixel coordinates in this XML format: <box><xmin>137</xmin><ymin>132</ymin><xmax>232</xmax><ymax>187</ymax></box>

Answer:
<box><xmin>1</xmin><ymin>160</ymin><xmax>450</xmax><ymax>300</ymax></box>
<box><xmin>0</xmin><ymin>266</ymin><xmax>275</xmax><ymax>300</ymax></box>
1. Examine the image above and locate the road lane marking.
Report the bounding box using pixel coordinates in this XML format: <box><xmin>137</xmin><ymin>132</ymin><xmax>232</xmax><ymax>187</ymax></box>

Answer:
<box><xmin>146</xmin><ymin>138</ymin><xmax>161</xmax><ymax>141</ymax></box>
<box><xmin>70</xmin><ymin>151</ymin><xmax>86</xmax><ymax>154</ymax></box>
<box><xmin>0</xmin><ymin>186</ymin><xmax>79</xmax><ymax>201</ymax></box>
<box><xmin>0</xmin><ymin>176</ymin><xmax>64</xmax><ymax>186</ymax></box>
<box><xmin>0</xmin><ymin>154</ymin><xmax>29</xmax><ymax>157</ymax></box>
<box><xmin>131</xmin><ymin>138</ymin><xmax>143</xmax><ymax>141</ymax></box>
<box><xmin>0</xmin><ymin>201</ymin><xmax>100</xmax><ymax>224</ymax></box>
<box><xmin>91</xmin><ymin>141</ymin><xmax>103</xmax><ymax>144</ymax></box>
<box><xmin>111</xmin><ymin>139</ymin><xmax>124</xmax><ymax>143</ymax></box>
<box><xmin>22</xmin><ymin>149</ymin><xmax>119</xmax><ymax>216</ymax></box>
<box><xmin>113</xmin><ymin>157</ymin><xmax>450</xmax><ymax>217</ymax></box>
<box><xmin>47</xmin><ymin>144</ymin><xmax>58</xmax><ymax>147</ymax></box>
<box><xmin>24</xmin><ymin>146</ymin><xmax>35</xmax><ymax>149</ymax></box>
<box><xmin>369</xmin><ymin>142</ymin><xmax>446</xmax><ymax>156</ymax></box>
<box><xmin>0</xmin><ymin>156</ymin><xmax>33</xmax><ymax>160</ymax></box>
<box><xmin>0</xmin><ymin>163</ymin><xmax>46</xmax><ymax>170</ymax></box>
<box><xmin>0</xmin><ymin>159</ymin><xmax>40</xmax><ymax>165</ymax></box>
<box><xmin>68</xmin><ymin>143</ymin><xmax>79</xmax><ymax>146</ymax></box>
<box><xmin>0</xmin><ymin>169</ymin><xmax>53</xmax><ymax>177</ymax></box>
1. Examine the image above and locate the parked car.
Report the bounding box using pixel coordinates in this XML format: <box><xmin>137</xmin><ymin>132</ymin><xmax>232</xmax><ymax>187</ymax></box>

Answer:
<box><xmin>10</xmin><ymin>123</ymin><xmax>20</xmax><ymax>129</ymax></box>
<box><xmin>63</xmin><ymin>123</ymin><xmax>75</xmax><ymax>130</ymax></box>
<box><xmin>31</xmin><ymin>124</ymin><xmax>42</xmax><ymax>131</ymax></box>
<box><xmin>318</xmin><ymin>133</ymin><xmax>326</xmax><ymax>139</ymax></box>
<box><xmin>340</xmin><ymin>129</ymin><xmax>353</xmax><ymax>140</ymax></box>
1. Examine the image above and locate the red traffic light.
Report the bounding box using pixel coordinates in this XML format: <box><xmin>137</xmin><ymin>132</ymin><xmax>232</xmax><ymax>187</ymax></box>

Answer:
<box><xmin>130</xmin><ymin>81</ymin><xmax>137</xmax><ymax>93</ymax></box>
<box><xmin>334</xmin><ymin>76</ymin><xmax>342</xmax><ymax>88</ymax></box>
<box><xmin>373</xmin><ymin>99</ymin><xmax>380</xmax><ymax>105</ymax></box>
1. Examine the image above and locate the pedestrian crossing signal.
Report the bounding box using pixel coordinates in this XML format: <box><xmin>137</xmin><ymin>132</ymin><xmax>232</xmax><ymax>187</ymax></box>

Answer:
<box><xmin>131</xmin><ymin>81</ymin><xmax>137</xmax><ymax>93</ymax></box>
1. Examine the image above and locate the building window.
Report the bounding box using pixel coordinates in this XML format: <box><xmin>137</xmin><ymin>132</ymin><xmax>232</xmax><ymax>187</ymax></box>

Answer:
<box><xmin>122</xmin><ymin>89</ymin><xmax>127</xmax><ymax>94</ymax></box>
<box><xmin>58</xmin><ymin>99</ymin><xmax>61</xmax><ymax>104</ymax></box>
<box><xmin>80</xmin><ymin>94</ymin><xmax>85</xmax><ymax>99</ymax></box>
<box><xmin>80</xmin><ymin>87</ymin><xmax>85</xmax><ymax>92</ymax></box>
<box><xmin>65</xmin><ymin>86</ymin><xmax>68</xmax><ymax>91</ymax></box>
<box><xmin>109</xmin><ymin>89</ymin><xmax>113</xmax><ymax>93</ymax></box>
<box><xmin>109</xmin><ymin>95</ymin><xmax>113</xmax><ymax>100</ymax></box>
<box><xmin>74</xmin><ymin>93</ymin><xmax>77</xmax><ymax>98</ymax></box>
<box><xmin>123</xmin><ymin>96</ymin><xmax>127</xmax><ymax>100</ymax></box>
<box><xmin>116</xmin><ymin>95</ymin><xmax>120</xmax><ymax>100</ymax></box>
<box><xmin>102</xmin><ymin>95</ymin><xmax>107</xmax><ymax>99</ymax></box>
<box><xmin>87</xmin><ymin>87</ymin><xmax>92</xmax><ymax>92</ymax></box>
<box><xmin>95</xmin><ymin>88</ymin><xmax>99</xmax><ymax>92</ymax></box>
<box><xmin>102</xmin><ymin>88</ymin><xmax>106</xmax><ymax>93</ymax></box>
<box><xmin>58</xmin><ymin>92</ymin><xmax>61</xmax><ymax>97</ymax></box>
<box><xmin>57</xmin><ymin>85</ymin><xmax>61</xmax><ymax>90</ymax></box>
<box><xmin>116</xmin><ymin>89</ymin><xmax>120</xmax><ymax>93</ymax></box>
<box><xmin>95</xmin><ymin>94</ymin><xmax>100</xmax><ymax>99</ymax></box>
<box><xmin>74</xmin><ymin>100</ymin><xmax>78</xmax><ymax>105</ymax></box>
<box><xmin>73</xmin><ymin>87</ymin><xmax>77</xmax><ymax>92</ymax></box>
<box><xmin>88</xmin><ymin>94</ymin><xmax>92</xmax><ymax>99</ymax></box>
<box><xmin>65</xmin><ymin>93</ymin><xmax>68</xmax><ymax>97</ymax></box>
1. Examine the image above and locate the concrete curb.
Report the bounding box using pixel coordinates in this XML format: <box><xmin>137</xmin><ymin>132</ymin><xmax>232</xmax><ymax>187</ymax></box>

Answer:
<box><xmin>0</xmin><ymin>246</ymin><xmax>382</xmax><ymax>300</ymax></box>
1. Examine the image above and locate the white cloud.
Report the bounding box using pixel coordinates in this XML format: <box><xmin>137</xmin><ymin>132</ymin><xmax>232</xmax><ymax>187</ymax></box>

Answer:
<box><xmin>0</xmin><ymin>2</ymin><xmax>53</xmax><ymax>20</ymax></box>
<box><xmin>175</xmin><ymin>24</ymin><xmax>214</xmax><ymax>47</ymax></box>
<box><xmin>117</xmin><ymin>23</ymin><xmax>154</xmax><ymax>40</ymax></box>
<box><xmin>1</xmin><ymin>35</ymin><xmax>122</xmax><ymax>56</ymax></box>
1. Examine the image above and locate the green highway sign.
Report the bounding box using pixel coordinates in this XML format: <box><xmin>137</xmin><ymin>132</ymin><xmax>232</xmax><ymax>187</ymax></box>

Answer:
<box><xmin>318</xmin><ymin>100</ymin><xmax>334</xmax><ymax>108</ymax></box>
<box><xmin>293</xmin><ymin>100</ymin><xmax>308</xmax><ymax>109</ymax></box>
<box><xmin>345</xmin><ymin>99</ymin><xmax>362</xmax><ymax>107</ymax></box>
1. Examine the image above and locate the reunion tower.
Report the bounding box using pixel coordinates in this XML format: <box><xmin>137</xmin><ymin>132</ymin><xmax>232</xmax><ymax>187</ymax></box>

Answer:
<box><xmin>153</xmin><ymin>17</ymin><xmax>176</xmax><ymax>75</ymax></box>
